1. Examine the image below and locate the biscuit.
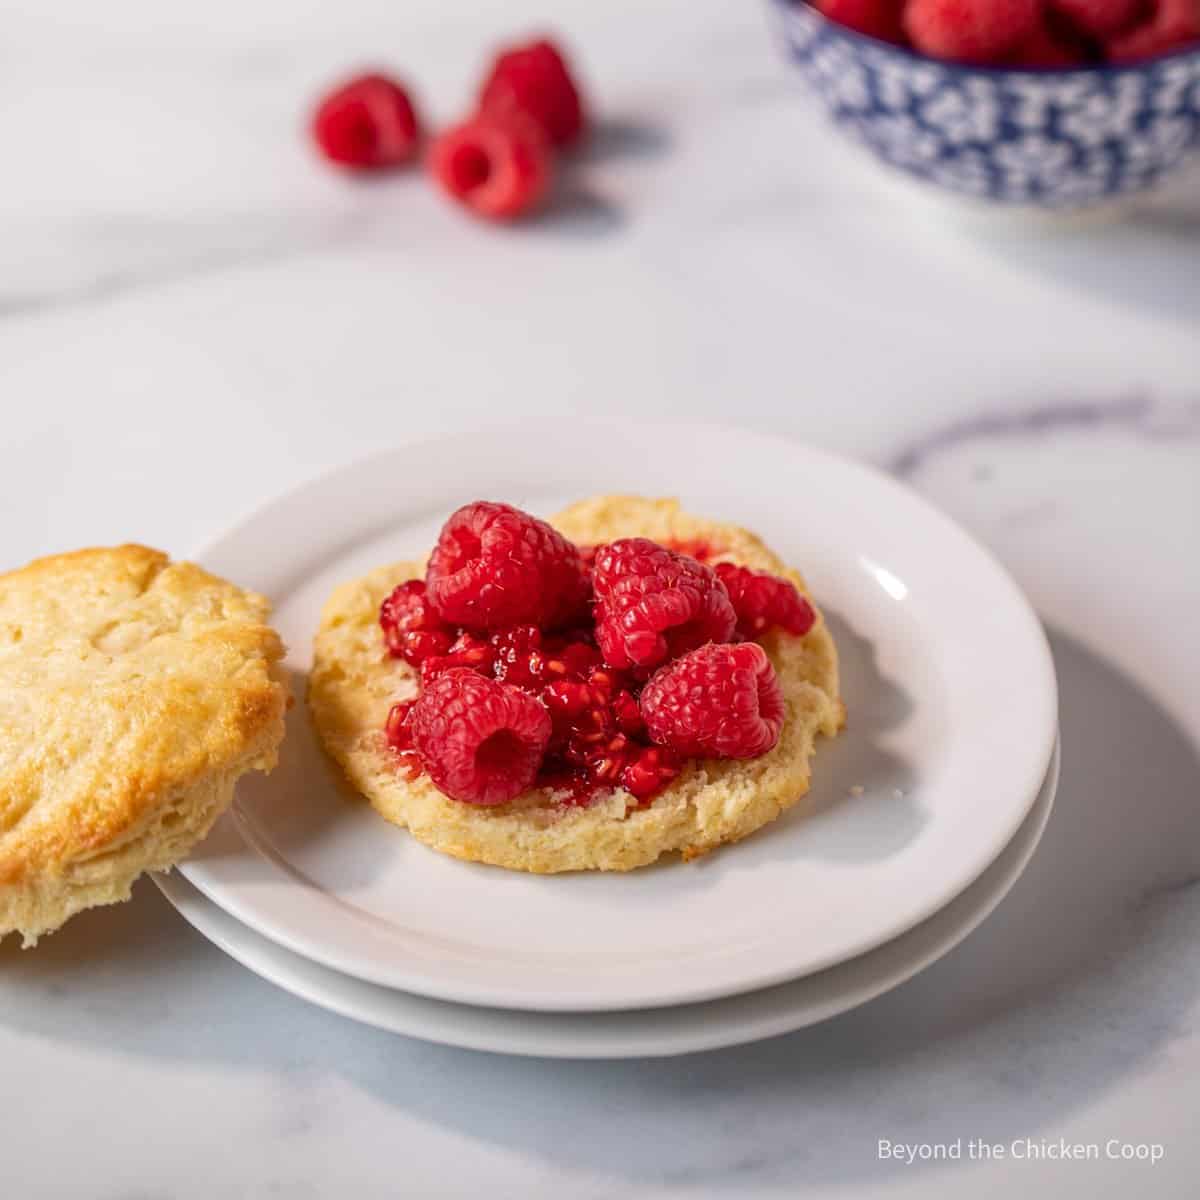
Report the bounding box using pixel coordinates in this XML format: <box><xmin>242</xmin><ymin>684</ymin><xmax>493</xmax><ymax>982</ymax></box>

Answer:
<box><xmin>309</xmin><ymin>496</ymin><xmax>842</xmax><ymax>872</ymax></box>
<box><xmin>0</xmin><ymin>545</ymin><xmax>289</xmax><ymax>945</ymax></box>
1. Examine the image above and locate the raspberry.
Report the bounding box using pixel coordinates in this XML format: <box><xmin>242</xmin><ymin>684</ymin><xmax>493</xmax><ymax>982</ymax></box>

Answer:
<box><xmin>714</xmin><ymin>563</ymin><xmax>816</xmax><ymax>641</ymax></box>
<box><xmin>419</xmin><ymin>631</ymin><xmax>496</xmax><ymax>686</ymax></box>
<box><xmin>479</xmin><ymin>38</ymin><xmax>587</xmax><ymax>149</ymax></box>
<box><xmin>384</xmin><ymin>699</ymin><xmax>417</xmax><ymax>752</ymax></box>
<box><xmin>1049</xmin><ymin>0</ymin><xmax>1143</xmax><ymax>36</ymax></box>
<box><xmin>491</xmin><ymin>624</ymin><xmax>545</xmax><ymax>688</ymax></box>
<box><xmin>426</xmin><ymin>502</ymin><xmax>587</xmax><ymax>630</ymax></box>
<box><xmin>1008</xmin><ymin>17</ymin><xmax>1090</xmax><ymax>62</ymax></box>
<box><xmin>552</xmin><ymin>639</ymin><xmax>603</xmax><ymax>679</ymax></box>
<box><xmin>379</xmin><ymin>579</ymin><xmax>453</xmax><ymax>666</ymax></box>
<box><xmin>904</xmin><ymin>0</ymin><xmax>1040</xmax><ymax>61</ymax></box>
<box><xmin>410</xmin><ymin>669</ymin><xmax>551</xmax><ymax>805</ymax></box>
<box><xmin>817</xmin><ymin>0</ymin><xmax>906</xmax><ymax>42</ymax></box>
<box><xmin>640</xmin><ymin>642</ymin><xmax>785</xmax><ymax>760</ymax></box>
<box><xmin>311</xmin><ymin>72</ymin><xmax>421</xmax><ymax>170</ymax></box>
<box><xmin>611</xmin><ymin>688</ymin><xmax>645</xmax><ymax>737</ymax></box>
<box><xmin>567</xmin><ymin>732</ymin><xmax>633</xmax><ymax>785</ymax></box>
<box><xmin>1107</xmin><ymin>0</ymin><xmax>1199</xmax><ymax>57</ymax></box>
<box><xmin>621</xmin><ymin>746</ymin><xmax>682</xmax><ymax>800</ymax></box>
<box><xmin>429</xmin><ymin>114</ymin><xmax>552</xmax><ymax>221</ymax></box>
<box><xmin>591</xmin><ymin>539</ymin><xmax>737</xmax><ymax>670</ymax></box>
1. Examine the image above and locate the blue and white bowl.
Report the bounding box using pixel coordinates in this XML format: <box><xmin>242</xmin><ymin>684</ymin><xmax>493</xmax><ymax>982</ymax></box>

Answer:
<box><xmin>770</xmin><ymin>0</ymin><xmax>1200</xmax><ymax>208</ymax></box>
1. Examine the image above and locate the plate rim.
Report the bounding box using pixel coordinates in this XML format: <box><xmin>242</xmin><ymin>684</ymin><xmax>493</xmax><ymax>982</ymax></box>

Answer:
<box><xmin>159</xmin><ymin>740</ymin><xmax>1059</xmax><ymax>1058</ymax></box>
<box><xmin>179</xmin><ymin>423</ymin><xmax>1060</xmax><ymax>1011</ymax></box>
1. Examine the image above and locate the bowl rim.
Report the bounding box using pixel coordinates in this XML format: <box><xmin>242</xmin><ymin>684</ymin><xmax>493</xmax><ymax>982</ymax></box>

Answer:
<box><xmin>771</xmin><ymin>0</ymin><xmax>1200</xmax><ymax>79</ymax></box>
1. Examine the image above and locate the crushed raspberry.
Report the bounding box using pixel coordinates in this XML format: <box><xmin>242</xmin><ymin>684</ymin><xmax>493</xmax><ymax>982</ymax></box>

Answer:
<box><xmin>622</xmin><ymin>746</ymin><xmax>682</xmax><ymax>800</ymax></box>
<box><xmin>490</xmin><ymin>624</ymin><xmax>545</xmax><ymax>688</ymax></box>
<box><xmin>904</xmin><ymin>0</ymin><xmax>1040</xmax><ymax>61</ymax></box>
<box><xmin>479</xmin><ymin>38</ymin><xmax>587</xmax><ymax>149</ymax></box>
<box><xmin>385</xmin><ymin>699</ymin><xmax>417</xmax><ymax>751</ymax></box>
<box><xmin>591</xmin><ymin>539</ymin><xmax>737</xmax><ymax>670</ymax></box>
<box><xmin>409</xmin><ymin>669</ymin><xmax>551</xmax><ymax>806</ymax></box>
<box><xmin>1107</xmin><ymin>0</ymin><xmax>1199</xmax><ymax>58</ymax></box>
<box><xmin>380</xmin><ymin>511</ymin><xmax>810</xmax><ymax>808</ymax></box>
<box><xmin>665</xmin><ymin>539</ymin><xmax>719</xmax><ymax>564</ymax></box>
<box><xmin>641</xmin><ymin>642</ymin><xmax>786</xmax><ymax>760</ymax></box>
<box><xmin>555</xmin><ymin>639</ymin><xmax>604</xmax><ymax>678</ymax></box>
<box><xmin>379</xmin><ymin>580</ymin><xmax>453</xmax><ymax>666</ymax></box>
<box><xmin>611</xmin><ymin>688</ymin><xmax>645</xmax><ymax>737</ymax></box>
<box><xmin>426</xmin><ymin>502</ymin><xmax>588</xmax><ymax>630</ymax></box>
<box><xmin>311</xmin><ymin>72</ymin><xmax>421</xmax><ymax>170</ymax></box>
<box><xmin>384</xmin><ymin>699</ymin><xmax>422</xmax><ymax>776</ymax></box>
<box><xmin>817</xmin><ymin>0</ymin><xmax>906</xmax><ymax>42</ymax></box>
<box><xmin>1048</xmin><ymin>0</ymin><xmax>1144</xmax><ymax>36</ymax></box>
<box><xmin>429</xmin><ymin>114</ymin><xmax>552</xmax><ymax>221</ymax></box>
<box><xmin>714</xmin><ymin>563</ymin><xmax>816</xmax><ymax>640</ymax></box>
<box><xmin>419</xmin><ymin>630</ymin><xmax>496</xmax><ymax>686</ymax></box>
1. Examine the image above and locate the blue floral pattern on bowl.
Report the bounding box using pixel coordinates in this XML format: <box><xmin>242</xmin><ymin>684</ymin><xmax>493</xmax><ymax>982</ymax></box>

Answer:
<box><xmin>770</xmin><ymin>0</ymin><xmax>1200</xmax><ymax>207</ymax></box>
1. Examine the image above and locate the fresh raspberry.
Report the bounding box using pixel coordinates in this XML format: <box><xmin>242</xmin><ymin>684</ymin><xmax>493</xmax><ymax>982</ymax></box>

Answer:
<box><xmin>591</xmin><ymin>539</ymin><xmax>737</xmax><ymax>670</ymax></box>
<box><xmin>1107</xmin><ymin>0</ymin><xmax>1199</xmax><ymax>58</ymax></box>
<box><xmin>425</xmin><ymin>502</ymin><xmax>587</xmax><ymax>630</ymax></box>
<box><xmin>904</xmin><ymin>0</ymin><xmax>1041</xmax><ymax>61</ymax></box>
<box><xmin>1008</xmin><ymin>17</ymin><xmax>1091</xmax><ymax>62</ymax></box>
<box><xmin>429</xmin><ymin>114</ymin><xmax>552</xmax><ymax>221</ymax></box>
<box><xmin>410</xmin><ymin>669</ymin><xmax>551</xmax><ymax>805</ymax></box>
<box><xmin>714</xmin><ymin>563</ymin><xmax>817</xmax><ymax>641</ymax></box>
<box><xmin>311</xmin><ymin>72</ymin><xmax>421</xmax><ymax>170</ymax></box>
<box><xmin>1049</xmin><ymin>0</ymin><xmax>1144</xmax><ymax>36</ymax></box>
<box><xmin>640</xmin><ymin>642</ymin><xmax>786</xmax><ymax>760</ymax></box>
<box><xmin>479</xmin><ymin>38</ymin><xmax>587</xmax><ymax>149</ymax></box>
<box><xmin>379</xmin><ymin>579</ymin><xmax>453</xmax><ymax>666</ymax></box>
<box><xmin>621</xmin><ymin>745</ymin><xmax>682</xmax><ymax>800</ymax></box>
<box><xmin>817</xmin><ymin>0</ymin><xmax>906</xmax><ymax>42</ymax></box>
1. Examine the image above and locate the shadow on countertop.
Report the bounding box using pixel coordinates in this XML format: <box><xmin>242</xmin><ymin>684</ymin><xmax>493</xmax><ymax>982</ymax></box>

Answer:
<box><xmin>2</xmin><ymin>627</ymin><xmax>1198</xmax><ymax>1190</ymax></box>
<box><xmin>959</xmin><ymin>158</ymin><xmax>1200</xmax><ymax>328</ymax></box>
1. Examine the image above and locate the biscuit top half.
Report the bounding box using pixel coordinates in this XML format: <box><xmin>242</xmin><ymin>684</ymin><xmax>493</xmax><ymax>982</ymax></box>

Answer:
<box><xmin>0</xmin><ymin>545</ymin><xmax>287</xmax><ymax>886</ymax></box>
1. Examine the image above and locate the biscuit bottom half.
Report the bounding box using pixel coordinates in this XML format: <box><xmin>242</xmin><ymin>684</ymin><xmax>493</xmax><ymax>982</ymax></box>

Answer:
<box><xmin>308</xmin><ymin>496</ymin><xmax>844</xmax><ymax>873</ymax></box>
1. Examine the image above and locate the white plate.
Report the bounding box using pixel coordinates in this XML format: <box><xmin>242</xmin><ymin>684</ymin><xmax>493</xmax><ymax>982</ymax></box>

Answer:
<box><xmin>161</xmin><ymin>741</ymin><xmax>1058</xmax><ymax>1057</ymax></box>
<box><xmin>180</xmin><ymin>424</ymin><xmax>1058</xmax><ymax>1011</ymax></box>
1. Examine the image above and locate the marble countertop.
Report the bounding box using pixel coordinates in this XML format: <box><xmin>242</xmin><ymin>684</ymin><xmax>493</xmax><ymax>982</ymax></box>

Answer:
<box><xmin>2</xmin><ymin>0</ymin><xmax>1198</xmax><ymax>1196</ymax></box>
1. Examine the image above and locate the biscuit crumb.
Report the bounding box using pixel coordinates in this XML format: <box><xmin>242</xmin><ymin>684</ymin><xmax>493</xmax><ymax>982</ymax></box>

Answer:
<box><xmin>849</xmin><ymin>785</ymin><xmax>865</xmax><ymax>797</ymax></box>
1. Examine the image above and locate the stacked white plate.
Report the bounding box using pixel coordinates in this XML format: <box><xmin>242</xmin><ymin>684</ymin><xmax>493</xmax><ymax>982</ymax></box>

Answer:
<box><xmin>157</xmin><ymin>424</ymin><xmax>1059</xmax><ymax>1058</ymax></box>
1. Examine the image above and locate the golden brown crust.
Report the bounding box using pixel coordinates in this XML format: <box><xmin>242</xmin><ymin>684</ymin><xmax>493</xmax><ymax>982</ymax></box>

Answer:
<box><xmin>0</xmin><ymin>545</ymin><xmax>289</xmax><ymax>944</ymax></box>
<box><xmin>308</xmin><ymin>497</ymin><xmax>842</xmax><ymax>873</ymax></box>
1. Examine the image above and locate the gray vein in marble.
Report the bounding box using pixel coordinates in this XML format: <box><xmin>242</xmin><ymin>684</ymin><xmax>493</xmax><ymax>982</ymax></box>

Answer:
<box><xmin>889</xmin><ymin>395</ymin><xmax>1200</xmax><ymax>478</ymax></box>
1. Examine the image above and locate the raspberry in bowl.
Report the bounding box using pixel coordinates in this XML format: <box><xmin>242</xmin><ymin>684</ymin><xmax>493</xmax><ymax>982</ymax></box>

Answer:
<box><xmin>307</xmin><ymin>495</ymin><xmax>844</xmax><ymax>873</ymax></box>
<box><xmin>770</xmin><ymin>0</ymin><xmax>1200</xmax><ymax>209</ymax></box>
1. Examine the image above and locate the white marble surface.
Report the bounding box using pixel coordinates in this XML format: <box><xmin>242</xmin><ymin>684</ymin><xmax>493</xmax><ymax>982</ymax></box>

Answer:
<box><xmin>2</xmin><ymin>0</ymin><xmax>1199</xmax><ymax>1195</ymax></box>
